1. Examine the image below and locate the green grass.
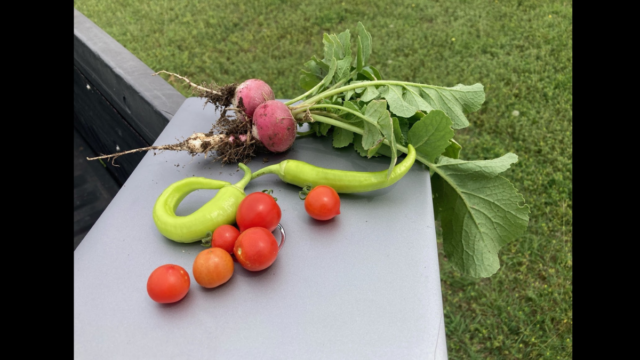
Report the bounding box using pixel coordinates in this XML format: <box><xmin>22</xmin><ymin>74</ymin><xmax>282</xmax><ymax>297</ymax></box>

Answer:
<box><xmin>74</xmin><ymin>0</ymin><xmax>572</xmax><ymax>358</ymax></box>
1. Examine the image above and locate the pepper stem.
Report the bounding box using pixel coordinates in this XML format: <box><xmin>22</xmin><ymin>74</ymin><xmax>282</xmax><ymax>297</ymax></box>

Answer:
<box><xmin>233</xmin><ymin>163</ymin><xmax>252</xmax><ymax>190</ymax></box>
<box><xmin>251</xmin><ymin>163</ymin><xmax>281</xmax><ymax>180</ymax></box>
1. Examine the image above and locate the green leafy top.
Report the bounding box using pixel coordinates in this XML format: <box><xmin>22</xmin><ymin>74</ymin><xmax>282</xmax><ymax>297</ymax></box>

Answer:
<box><xmin>289</xmin><ymin>22</ymin><xmax>529</xmax><ymax>278</ymax></box>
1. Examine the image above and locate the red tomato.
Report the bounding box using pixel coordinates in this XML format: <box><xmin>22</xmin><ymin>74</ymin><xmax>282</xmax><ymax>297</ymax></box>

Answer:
<box><xmin>192</xmin><ymin>247</ymin><xmax>235</xmax><ymax>288</ymax></box>
<box><xmin>211</xmin><ymin>225</ymin><xmax>240</xmax><ymax>253</ymax></box>
<box><xmin>147</xmin><ymin>264</ymin><xmax>190</xmax><ymax>303</ymax></box>
<box><xmin>236</xmin><ymin>192</ymin><xmax>281</xmax><ymax>232</ymax></box>
<box><xmin>234</xmin><ymin>227</ymin><xmax>279</xmax><ymax>271</ymax></box>
<box><xmin>304</xmin><ymin>185</ymin><xmax>341</xmax><ymax>220</ymax></box>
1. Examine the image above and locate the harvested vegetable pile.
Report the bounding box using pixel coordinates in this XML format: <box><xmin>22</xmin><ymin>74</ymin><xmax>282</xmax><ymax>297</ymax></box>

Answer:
<box><xmin>90</xmin><ymin>22</ymin><xmax>530</xmax><ymax>278</ymax></box>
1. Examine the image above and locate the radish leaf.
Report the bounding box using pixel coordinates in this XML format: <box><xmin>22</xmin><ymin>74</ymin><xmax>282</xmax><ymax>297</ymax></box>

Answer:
<box><xmin>378</xmin><ymin>85</ymin><xmax>416</xmax><ymax>117</ymax></box>
<box><xmin>323</xmin><ymin>34</ymin><xmax>337</xmax><ymax>65</ymax></box>
<box><xmin>320</xmin><ymin>122</ymin><xmax>332</xmax><ymax>135</ymax></box>
<box><xmin>432</xmin><ymin>154</ymin><xmax>530</xmax><ymax>278</ymax></box>
<box><xmin>338</xmin><ymin>101</ymin><xmax>363</xmax><ymax>123</ymax></box>
<box><xmin>436</xmin><ymin>153</ymin><xmax>518</xmax><ymax>176</ymax></box>
<box><xmin>353</xmin><ymin>134</ymin><xmax>382</xmax><ymax>158</ymax></box>
<box><xmin>332</xmin><ymin>127</ymin><xmax>354</xmax><ymax>148</ymax></box>
<box><xmin>360</xmin><ymin>66</ymin><xmax>382</xmax><ymax>81</ymax></box>
<box><xmin>299</xmin><ymin>59</ymin><xmax>325</xmax><ymax>91</ymax></box>
<box><xmin>337</xmin><ymin>30</ymin><xmax>352</xmax><ymax>57</ymax></box>
<box><xmin>404</xmin><ymin>85</ymin><xmax>432</xmax><ymax>112</ymax></box>
<box><xmin>397</xmin><ymin>117</ymin><xmax>410</xmax><ymax>142</ymax></box>
<box><xmin>299</xmin><ymin>70</ymin><xmax>320</xmax><ymax>92</ymax></box>
<box><xmin>356</xmin><ymin>22</ymin><xmax>372</xmax><ymax>69</ymax></box>
<box><xmin>407</xmin><ymin>110</ymin><xmax>454</xmax><ymax>163</ymax></box>
<box><xmin>392</xmin><ymin>117</ymin><xmax>405</xmax><ymax>146</ymax></box>
<box><xmin>344</xmin><ymin>89</ymin><xmax>354</xmax><ymax>102</ymax></box>
<box><xmin>321</xmin><ymin>31</ymin><xmax>353</xmax><ymax>85</ymax></box>
<box><xmin>420</xmin><ymin>84</ymin><xmax>485</xmax><ymax>129</ymax></box>
<box><xmin>361</xmin><ymin>120</ymin><xmax>383</xmax><ymax>150</ymax></box>
<box><xmin>442</xmin><ymin>139</ymin><xmax>462</xmax><ymax>159</ymax></box>
<box><xmin>321</xmin><ymin>58</ymin><xmax>337</xmax><ymax>88</ymax></box>
<box><xmin>360</xmin><ymin>85</ymin><xmax>380</xmax><ymax>102</ymax></box>
<box><xmin>367</xmin><ymin>142</ymin><xmax>383</xmax><ymax>158</ymax></box>
<box><xmin>359</xmin><ymin>100</ymin><xmax>397</xmax><ymax>176</ymax></box>
<box><xmin>336</xmin><ymin>56</ymin><xmax>352</xmax><ymax>83</ymax></box>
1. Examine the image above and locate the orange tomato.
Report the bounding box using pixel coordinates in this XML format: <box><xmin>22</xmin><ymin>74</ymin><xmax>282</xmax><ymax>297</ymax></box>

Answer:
<box><xmin>192</xmin><ymin>247</ymin><xmax>234</xmax><ymax>288</ymax></box>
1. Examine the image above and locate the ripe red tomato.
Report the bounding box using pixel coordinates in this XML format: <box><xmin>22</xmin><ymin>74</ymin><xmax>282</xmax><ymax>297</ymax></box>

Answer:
<box><xmin>192</xmin><ymin>247</ymin><xmax>235</xmax><ymax>288</ymax></box>
<box><xmin>236</xmin><ymin>192</ymin><xmax>281</xmax><ymax>232</ymax></box>
<box><xmin>147</xmin><ymin>264</ymin><xmax>190</xmax><ymax>303</ymax></box>
<box><xmin>211</xmin><ymin>225</ymin><xmax>240</xmax><ymax>253</ymax></box>
<box><xmin>234</xmin><ymin>227</ymin><xmax>279</xmax><ymax>271</ymax></box>
<box><xmin>304</xmin><ymin>185</ymin><xmax>341</xmax><ymax>220</ymax></box>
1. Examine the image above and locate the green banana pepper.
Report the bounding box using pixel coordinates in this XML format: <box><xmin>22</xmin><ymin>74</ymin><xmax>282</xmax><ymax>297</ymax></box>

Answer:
<box><xmin>152</xmin><ymin>163</ymin><xmax>251</xmax><ymax>243</ymax></box>
<box><xmin>250</xmin><ymin>144</ymin><xmax>416</xmax><ymax>193</ymax></box>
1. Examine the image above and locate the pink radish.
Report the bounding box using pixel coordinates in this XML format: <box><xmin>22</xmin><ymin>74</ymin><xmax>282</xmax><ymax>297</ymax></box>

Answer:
<box><xmin>251</xmin><ymin>100</ymin><xmax>297</xmax><ymax>153</ymax></box>
<box><xmin>233</xmin><ymin>79</ymin><xmax>275</xmax><ymax>119</ymax></box>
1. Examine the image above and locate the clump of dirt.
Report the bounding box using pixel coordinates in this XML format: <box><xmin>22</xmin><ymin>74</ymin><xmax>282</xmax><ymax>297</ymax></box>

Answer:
<box><xmin>209</xmin><ymin>105</ymin><xmax>257</xmax><ymax>164</ymax></box>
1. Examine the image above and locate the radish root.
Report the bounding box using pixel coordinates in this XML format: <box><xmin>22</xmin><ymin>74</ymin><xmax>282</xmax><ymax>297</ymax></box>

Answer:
<box><xmin>153</xmin><ymin>70</ymin><xmax>216</xmax><ymax>94</ymax></box>
<box><xmin>153</xmin><ymin>70</ymin><xmax>237</xmax><ymax>110</ymax></box>
<box><xmin>86</xmin><ymin>133</ymin><xmax>226</xmax><ymax>165</ymax></box>
<box><xmin>87</xmin><ymin>104</ymin><xmax>257</xmax><ymax>165</ymax></box>
<box><xmin>87</xmin><ymin>72</ymin><xmax>265</xmax><ymax>166</ymax></box>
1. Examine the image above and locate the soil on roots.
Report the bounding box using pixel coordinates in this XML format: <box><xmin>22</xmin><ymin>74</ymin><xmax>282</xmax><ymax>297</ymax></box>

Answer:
<box><xmin>210</xmin><ymin>107</ymin><xmax>258</xmax><ymax>164</ymax></box>
<box><xmin>196</xmin><ymin>83</ymin><xmax>237</xmax><ymax>111</ymax></box>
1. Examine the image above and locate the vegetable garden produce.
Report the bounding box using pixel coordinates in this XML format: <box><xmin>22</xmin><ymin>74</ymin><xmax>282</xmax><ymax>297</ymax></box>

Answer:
<box><xmin>233</xmin><ymin>78</ymin><xmax>275</xmax><ymax>119</ymax></box>
<box><xmin>94</xmin><ymin>22</ymin><xmax>529</xmax><ymax>278</ymax></box>
<box><xmin>152</xmin><ymin>163</ymin><xmax>251</xmax><ymax>243</ymax></box>
<box><xmin>146</xmin><ymin>264</ymin><xmax>190</xmax><ymax>304</ymax></box>
<box><xmin>251</xmin><ymin>100</ymin><xmax>297</xmax><ymax>153</ymax></box>
<box><xmin>252</xmin><ymin>144</ymin><xmax>416</xmax><ymax>193</ymax></box>
<box><xmin>234</xmin><ymin>227</ymin><xmax>280</xmax><ymax>271</ymax></box>
<box><xmin>192</xmin><ymin>247</ymin><xmax>235</xmax><ymax>288</ymax></box>
<box><xmin>85</xmin><ymin>76</ymin><xmax>285</xmax><ymax>164</ymax></box>
<box><xmin>211</xmin><ymin>225</ymin><xmax>240</xmax><ymax>254</ymax></box>
<box><xmin>303</xmin><ymin>185</ymin><xmax>341</xmax><ymax>221</ymax></box>
<box><xmin>235</xmin><ymin>192</ymin><xmax>281</xmax><ymax>232</ymax></box>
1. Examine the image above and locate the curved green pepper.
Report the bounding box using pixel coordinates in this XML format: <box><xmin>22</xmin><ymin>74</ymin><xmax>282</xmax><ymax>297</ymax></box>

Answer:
<box><xmin>251</xmin><ymin>144</ymin><xmax>416</xmax><ymax>193</ymax></box>
<box><xmin>152</xmin><ymin>163</ymin><xmax>252</xmax><ymax>243</ymax></box>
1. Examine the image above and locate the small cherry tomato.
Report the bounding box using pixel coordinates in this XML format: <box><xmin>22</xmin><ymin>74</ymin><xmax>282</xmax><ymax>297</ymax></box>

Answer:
<box><xmin>236</xmin><ymin>192</ymin><xmax>281</xmax><ymax>232</ymax></box>
<box><xmin>147</xmin><ymin>264</ymin><xmax>191</xmax><ymax>303</ymax></box>
<box><xmin>211</xmin><ymin>225</ymin><xmax>240</xmax><ymax>253</ymax></box>
<box><xmin>192</xmin><ymin>247</ymin><xmax>235</xmax><ymax>288</ymax></box>
<box><xmin>304</xmin><ymin>185</ymin><xmax>341</xmax><ymax>220</ymax></box>
<box><xmin>234</xmin><ymin>227</ymin><xmax>279</xmax><ymax>271</ymax></box>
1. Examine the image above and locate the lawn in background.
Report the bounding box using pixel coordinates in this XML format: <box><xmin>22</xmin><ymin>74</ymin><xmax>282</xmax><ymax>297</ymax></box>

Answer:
<box><xmin>74</xmin><ymin>1</ymin><xmax>572</xmax><ymax>358</ymax></box>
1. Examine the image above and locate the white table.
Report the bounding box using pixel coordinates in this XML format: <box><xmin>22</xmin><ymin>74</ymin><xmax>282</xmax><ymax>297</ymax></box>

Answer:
<box><xmin>74</xmin><ymin>97</ymin><xmax>448</xmax><ymax>359</ymax></box>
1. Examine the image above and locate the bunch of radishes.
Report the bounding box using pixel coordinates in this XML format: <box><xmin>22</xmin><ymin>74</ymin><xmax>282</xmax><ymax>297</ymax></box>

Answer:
<box><xmin>234</xmin><ymin>79</ymin><xmax>297</xmax><ymax>153</ymax></box>
<box><xmin>86</xmin><ymin>76</ymin><xmax>298</xmax><ymax>164</ymax></box>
